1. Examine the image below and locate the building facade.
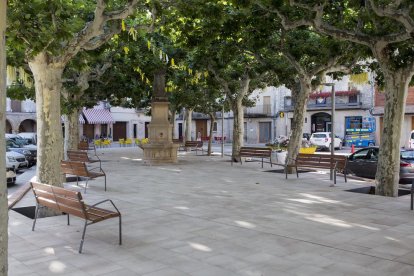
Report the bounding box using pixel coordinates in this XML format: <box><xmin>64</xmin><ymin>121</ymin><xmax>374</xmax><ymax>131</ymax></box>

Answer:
<box><xmin>372</xmin><ymin>87</ymin><xmax>414</xmax><ymax>148</ymax></box>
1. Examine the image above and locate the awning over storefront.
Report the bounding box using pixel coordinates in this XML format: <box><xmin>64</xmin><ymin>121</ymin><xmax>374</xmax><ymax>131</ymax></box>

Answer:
<box><xmin>82</xmin><ymin>108</ymin><xmax>114</xmax><ymax>124</ymax></box>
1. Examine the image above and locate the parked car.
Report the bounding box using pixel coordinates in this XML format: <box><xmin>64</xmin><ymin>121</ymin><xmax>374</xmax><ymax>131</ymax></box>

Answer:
<box><xmin>347</xmin><ymin>147</ymin><xmax>414</xmax><ymax>184</ymax></box>
<box><xmin>310</xmin><ymin>132</ymin><xmax>342</xmax><ymax>150</ymax></box>
<box><xmin>6</xmin><ymin>139</ymin><xmax>37</xmax><ymax>167</ymax></box>
<box><xmin>17</xmin><ymin>132</ymin><xmax>37</xmax><ymax>145</ymax></box>
<box><xmin>6</xmin><ymin>147</ymin><xmax>28</xmax><ymax>171</ymax></box>
<box><xmin>6</xmin><ymin>166</ymin><xmax>16</xmax><ymax>185</ymax></box>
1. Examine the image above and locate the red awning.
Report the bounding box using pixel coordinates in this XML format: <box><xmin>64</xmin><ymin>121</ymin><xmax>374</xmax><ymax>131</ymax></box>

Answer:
<box><xmin>82</xmin><ymin>108</ymin><xmax>114</xmax><ymax>124</ymax></box>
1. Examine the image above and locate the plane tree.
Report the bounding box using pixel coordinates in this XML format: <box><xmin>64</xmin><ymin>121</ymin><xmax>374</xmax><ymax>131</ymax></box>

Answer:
<box><xmin>7</xmin><ymin>0</ymin><xmax>149</xmax><ymax>186</ymax></box>
<box><xmin>258</xmin><ymin>0</ymin><xmax>414</xmax><ymax>196</ymax></box>
<box><xmin>168</xmin><ymin>1</ymin><xmax>277</xmax><ymax>161</ymax></box>
<box><xmin>0</xmin><ymin>1</ymin><xmax>7</xmax><ymax>274</ymax></box>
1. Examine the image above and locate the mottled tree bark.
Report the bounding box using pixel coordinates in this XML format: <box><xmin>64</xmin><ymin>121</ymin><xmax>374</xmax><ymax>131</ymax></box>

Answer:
<box><xmin>285</xmin><ymin>79</ymin><xmax>310</xmax><ymax>170</ymax></box>
<box><xmin>208</xmin><ymin>112</ymin><xmax>216</xmax><ymax>156</ymax></box>
<box><xmin>29</xmin><ymin>53</ymin><xmax>64</xmax><ymax>186</ymax></box>
<box><xmin>64</xmin><ymin>109</ymin><xmax>80</xmax><ymax>153</ymax></box>
<box><xmin>228</xmin><ymin>77</ymin><xmax>250</xmax><ymax>162</ymax></box>
<box><xmin>184</xmin><ymin>109</ymin><xmax>193</xmax><ymax>142</ymax></box>
<box><xmin>0</xmin><ymin>0</ymin><xmax>8</xmax><ymax>274</ymax></box>
<box><xmin>375</xmin><ymin>69</ymin><xmax>411</xmax><ymax>196</ymax></box>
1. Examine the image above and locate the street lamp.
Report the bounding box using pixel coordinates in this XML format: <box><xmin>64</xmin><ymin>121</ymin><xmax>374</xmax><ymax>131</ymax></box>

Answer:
<box><xmin>323</xmin><ymin>82</ymin><xmax>335</xmax><ymax>181</ymax></box>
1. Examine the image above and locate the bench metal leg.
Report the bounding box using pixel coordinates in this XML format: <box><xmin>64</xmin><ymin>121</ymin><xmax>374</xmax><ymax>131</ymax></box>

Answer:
<box><xmin>296</xmin><ymin>165</ymin><xmax>299</xmax><ymax>178</ymax></box>
<box><xmin>84</xmin><ymin>178</ymin><xmax>89</xmax><ymax>193</ymax></box>
<box><xmin>285</xmin><ymin>166</ymin><xmax>288</xmax><ymax>179</ymax></box>
<box><xmin>79</xmin><ymin>220</ymin><xmax>88</xmax><ymax>253</ymax></box>
<box><xmin>32</xmin><ymin>204</ymin><xmax>40</xmax><ymax>231</ymax></box>
<box><xmin>104</xmin><ymin>174</ymin><xmax>107</xmax><ymax>191</ymax></box>
<box><xmin>334</xmin><ymin>171</ymin><xmax>337</xmax><ymax>185</ymax></box>
<box><xmin>261</xmin><ymin>158</ymin><xmax>263</xmax><ymax>168</ymax></box>
<box><xmin>67</xmin><ymin>214</ymin><xmax>70</xmax><ymax>225</ymax></box>
<box><xmin>119</xmin><ymin>215</ymin><xmax>122</xmax><ymax>245</ymax></box>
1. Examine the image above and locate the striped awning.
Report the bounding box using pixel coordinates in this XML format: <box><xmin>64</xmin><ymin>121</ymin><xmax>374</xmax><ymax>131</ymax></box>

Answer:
<box><xmin>60</xmin><ymin>114</ymin><xmax>86</xmax><ymax>124</ymax></box>
<box><xmin>82</xmin><ymin>108</ymin><xmax>114</xmax><ymax>124</ymax></box>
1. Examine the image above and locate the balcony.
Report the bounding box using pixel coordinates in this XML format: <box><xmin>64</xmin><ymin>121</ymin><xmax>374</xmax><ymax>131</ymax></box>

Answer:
<box><xmin>284</xmin><ymin>101</ymin><xmax>366</xmax><ymax>111</ymax></box>
<box><xmin>244</xmin><ymin>104</ymin><xmax>272</xmax><ymax>118</ymax></box>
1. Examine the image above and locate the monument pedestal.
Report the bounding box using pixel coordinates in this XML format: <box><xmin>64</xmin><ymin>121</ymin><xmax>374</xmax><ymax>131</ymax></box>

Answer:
<box><xmin>142</xmin><ymin>101</ymin><xmax>179</xmax><ymax>164</ymax></box>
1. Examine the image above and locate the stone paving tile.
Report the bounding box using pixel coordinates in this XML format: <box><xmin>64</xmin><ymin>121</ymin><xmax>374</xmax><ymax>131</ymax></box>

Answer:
<box><xmin>8</xmin><ymin>147</ymin><xmax>414</xmax><ymax>275</ymax></box>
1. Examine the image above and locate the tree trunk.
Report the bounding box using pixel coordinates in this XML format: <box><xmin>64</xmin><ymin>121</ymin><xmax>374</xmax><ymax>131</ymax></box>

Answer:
<box><xmin>169</xmin><ymin>107</ymin><xmax>176</xmax><ymax>138</ymax></box>
<box><xmin>375</xmin><ymin>70</ymin><xmax>411</xmax><ymax>197</ymax></box>
<box><xmin>229</xmin><ymin>78</ymin><xmax>250</xmax><ymax>162</ymax></box>
<box><xmin>184</xmin><ymin>109</ymin><xmax>193</xmax><ymax>142</ymax></box>
<box><xmin>0</xmin><ymin>0</ymin><xmax>8</xmax><ymax>274</ymax></box>
<box><xmin>230</xmin><ymin>97</ymin><xmax>244</xmax><ymax>162</ymax></box>
<box><xmin>208</xmin><ymin>112</ymin><xmax>216</xmax><ymax>156</ymax></box>
<box><xmin>285</xmin><ymin>78</ymin><xmax>311</xmax><ymax>171</ymax></box>
<box><xmin>29</xmin><ymin>52</ymin><xmax>64</xmax><ymax>186</ymax></box>
<box><xmin>64</xmin><ymin>109</ymin><xmax>80</xmax><ymax>154</ymax></box>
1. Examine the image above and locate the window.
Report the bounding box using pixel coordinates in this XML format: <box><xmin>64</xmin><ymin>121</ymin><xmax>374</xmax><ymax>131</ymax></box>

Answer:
<box><xmin>284</xmin><ymin>96</ymin><xmax>292</xmax><ymax>107</ymax></box>
<box><xmin>348</xmin><ymin>94</ymin><xmax>358</xmax><ymax>103</ymax></box>
<box><xmin>351</xmin><ymin>149</ymin><xmax>369</xmax><ymax>160</ymax></box>
<box><xmin>213</xmin><ymin>122</ymin><xmax>218</xmax><ymax>132</ymax></box>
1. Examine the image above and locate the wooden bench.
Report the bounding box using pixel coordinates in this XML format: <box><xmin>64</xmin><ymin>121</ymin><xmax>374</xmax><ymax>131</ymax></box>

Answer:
<box><xmin>67</xmin><ymin>150</ymin><xmax>102</xmax><ymax>170</ymax></box>
<box><xmin>184</xmin><ymin>141</ymin><xmax>204</xmax><ymax>155</ymax></box>
<box><xmin>78</xmin><ymin>141</ymin><xmax>96</xmax><ymax>155</ymax></box>
<box><xmin>30</xmin><ymin>182</ymin><xmax>121</xmax><ymax>253</ymax></box>
<box><xmin>286</xmin><ymin>153</ymin><xmax>348</xmax><ymax>184</ymax></box>
<box><xmin>61</xmin><ymin>160</ymin><xmax>106</xmax><ymax>192</ymax></box>
<box><xmin>232</xmin><ymin>147</ymin><xmax>272</xmax><ymax>168</ymax></box>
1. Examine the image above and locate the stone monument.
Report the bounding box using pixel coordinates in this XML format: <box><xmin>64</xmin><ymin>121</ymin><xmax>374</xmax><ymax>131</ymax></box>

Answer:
<box><xmin>141</xmin><ymin>69</ymin><xmax>179</xmax><ymax>163</ymax></box>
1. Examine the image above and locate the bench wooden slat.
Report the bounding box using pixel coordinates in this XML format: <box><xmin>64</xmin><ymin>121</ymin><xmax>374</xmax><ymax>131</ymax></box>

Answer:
<box><xmin>30</xmin><ymin>181</ymin><xmax>121</xmax><ymax>253</ymax></box>
<box><xmin>287</xmin><ymin>153</ymin><xmax>348</xmax><ymax>184</ymax></box>
<box><xmin>235</xmin><ymin>147</ymin><xmax>272</xmax><ymax>168</ymax></box>
<box><xmin>61</xmin><ymin>160</ymin><xmax>107</xmax><ymax>192</ymax></box>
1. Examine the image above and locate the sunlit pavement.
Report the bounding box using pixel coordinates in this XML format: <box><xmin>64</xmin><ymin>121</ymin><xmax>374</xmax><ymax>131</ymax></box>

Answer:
<box><xmin>8</xmin><ymin>146</ymin><xmax>414</xmax><ymax>275</ymax></box>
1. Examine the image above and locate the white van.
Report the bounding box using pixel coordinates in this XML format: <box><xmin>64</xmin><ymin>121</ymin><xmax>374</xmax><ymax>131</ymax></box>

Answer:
<box><xmin>409</xmin><ymin>130</ymin><xmax>414</xmax><ymax>149</ymax></box>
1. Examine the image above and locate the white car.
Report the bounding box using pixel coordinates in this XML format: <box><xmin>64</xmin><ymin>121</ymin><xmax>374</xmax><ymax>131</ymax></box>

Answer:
<box><xmin>6</xmin><ymin>148</ymin><xmax>28</xmax><ymax>170</ymax></box>
<box><xmin>310</xmin><ymin>132</ymin><xmax>342</xmax><ymax>150</ymax></box>
<box><xmin>6</xmin><ymin>167</ymin><xmax>16</xmax><ymax>185</ymax></box>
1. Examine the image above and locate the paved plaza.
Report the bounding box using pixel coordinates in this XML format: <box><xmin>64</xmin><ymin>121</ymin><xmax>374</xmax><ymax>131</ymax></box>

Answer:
<box><xmin>7</xmin><ymin>147</ymin><xmax>414</xmax><ymax>275</ymax></box>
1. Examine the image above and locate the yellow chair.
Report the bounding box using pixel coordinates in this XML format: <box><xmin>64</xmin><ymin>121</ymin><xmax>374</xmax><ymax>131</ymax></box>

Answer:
<box><xmin>103</xmin><ymin>139</ymin><xmax>111</xmax><ymax>147</ymax></box>
<box><xmin>125</xmin><ymin>138</ymin><xmax>132</xmax><ymax>147</ymax></box>
<box><xmin>119</xmin><ymin>138</ymin><xmax>125</xmax><ymax>147</ymax></box>
<box><xmin>94</xmin><ymin>140</ymin><xmax>102</xmax><ymax>148</ymax></box>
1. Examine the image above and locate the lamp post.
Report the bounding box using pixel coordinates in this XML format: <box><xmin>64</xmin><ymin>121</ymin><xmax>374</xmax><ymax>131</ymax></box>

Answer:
<box><xmin>323</xmin><ymin>83</ymin><xmax>335</xmax><ymax>181</ymax></box>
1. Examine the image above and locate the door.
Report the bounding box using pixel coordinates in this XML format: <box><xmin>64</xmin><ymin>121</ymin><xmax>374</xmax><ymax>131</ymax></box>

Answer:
<box><xmin>83</xmin><ymin>124</ymin><xmax>94</xmax><ymax>140</ymax></box>
<box><xmin>145</xmin><ymin>122</ymin><xmax>149</xmax><ymax>138</ymax></box>
<box><xmin>195</xmin><ymin>120</ymin><xmax>207</xmax><ymax>140</ymax></box>
<box><xmin>263</xmin><ymin>96</ymin><xmax>271</xmax><ymax>115</ymax></box>
<box><xmin>101</xmin><ymin>124</ymin><xmax>108</xmax><ymax>137</ymax></box>
<box><xmin>178</xmin><ymin>123</ymin><xmax>183</xmax><ymax>140</ymax></box>
<box><xmin>259</xmin><ymin>122</ymin><xmax>271</xmax><ymax>143</ymax></box>
<box><xmin>113</xmin><ymin>122</ymin><xmax>127</xmax><ymax>141</ymax></box>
